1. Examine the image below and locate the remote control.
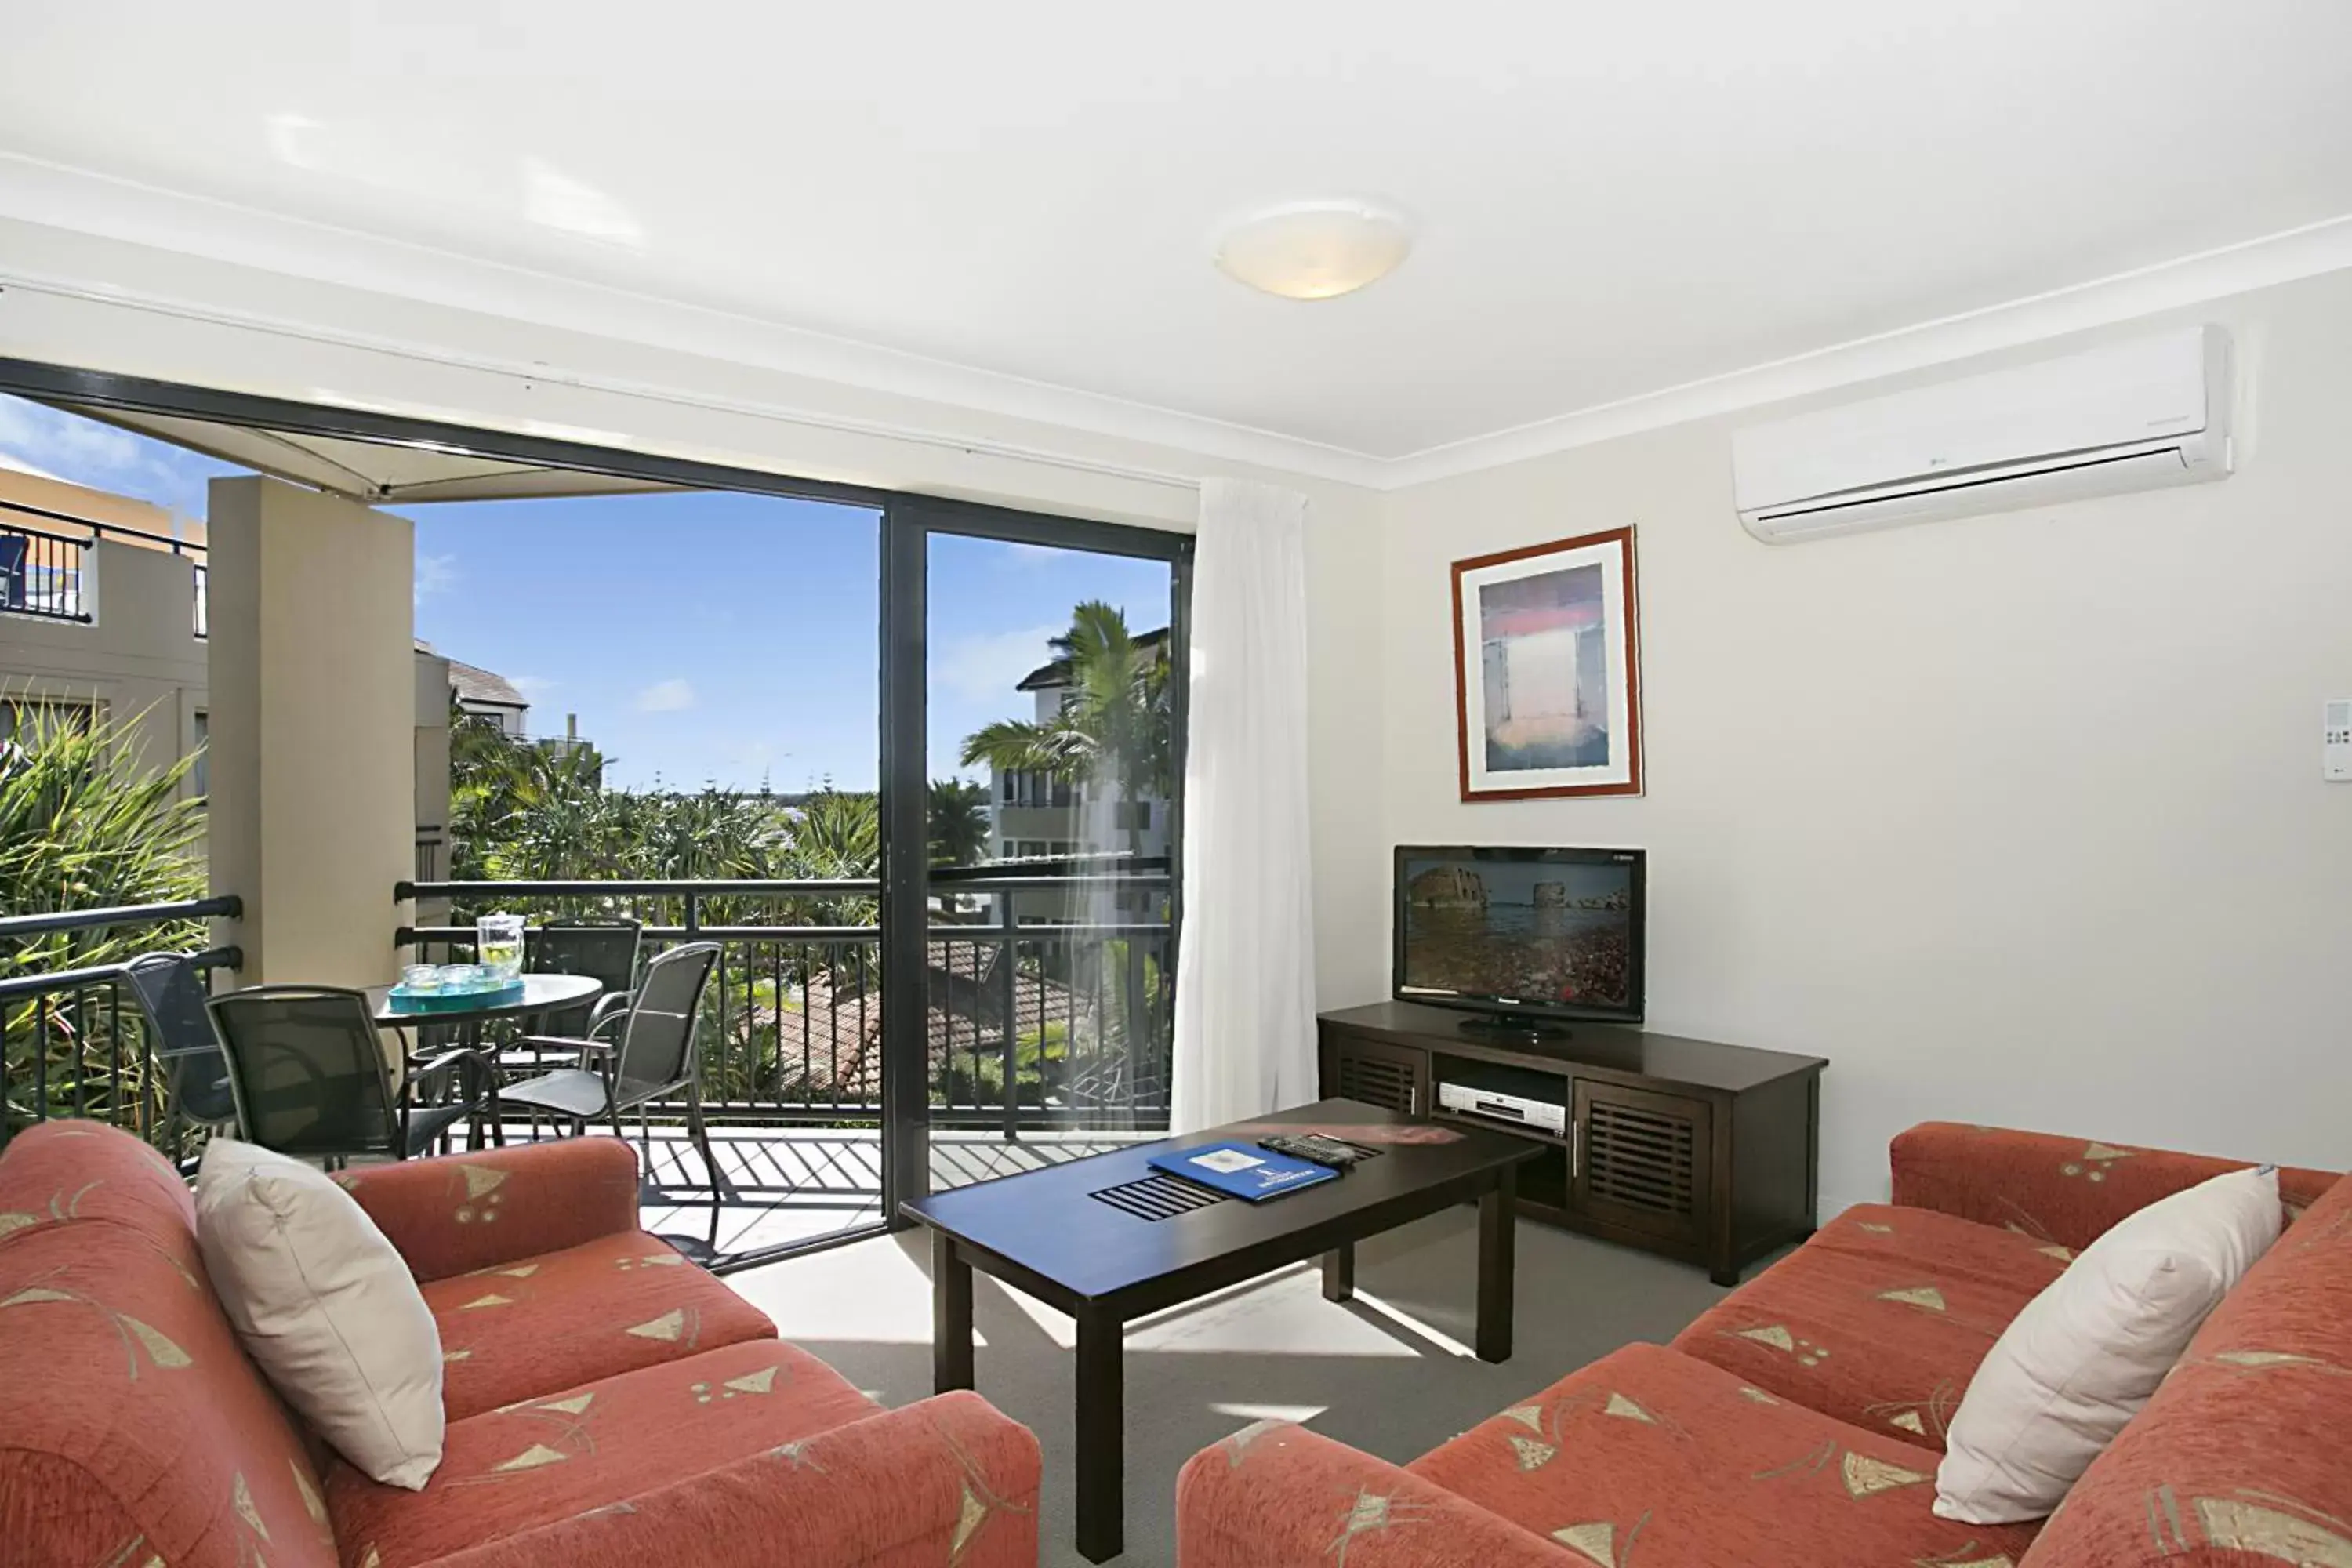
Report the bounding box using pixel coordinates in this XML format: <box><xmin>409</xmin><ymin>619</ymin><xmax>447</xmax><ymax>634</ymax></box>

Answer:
<box><xmin>1258</xmin><ymin>1133</ymin><xmax>1376</xmax><ymax>1170</ymax></box>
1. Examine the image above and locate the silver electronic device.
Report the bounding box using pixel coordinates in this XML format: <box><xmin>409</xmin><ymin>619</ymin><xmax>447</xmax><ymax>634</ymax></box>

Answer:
<box><xmin>1436</xmin><ymin>1080</ymin><xmax>1568</xmax><ymax>1136</ymax></box>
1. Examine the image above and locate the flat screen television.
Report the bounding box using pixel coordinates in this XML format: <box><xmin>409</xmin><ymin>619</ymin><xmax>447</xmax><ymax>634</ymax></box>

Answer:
<box><xmin>1392</xmin><ymin>845</ymin><xmax>1646</xmax><ymax>1032</ymax></box>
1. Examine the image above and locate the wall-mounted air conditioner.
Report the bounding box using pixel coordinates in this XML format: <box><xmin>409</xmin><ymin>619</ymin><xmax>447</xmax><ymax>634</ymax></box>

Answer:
<box><xmin>1733</xmin><ymin>325</ymin><xmax>2234</xmax><ymax>544</ymax></box>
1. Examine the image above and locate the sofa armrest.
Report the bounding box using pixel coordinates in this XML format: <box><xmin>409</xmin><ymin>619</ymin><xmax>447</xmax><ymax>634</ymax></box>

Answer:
<box><xmin>339</xmin><ymin>1137</ymin><xmax>641</xmax><ymax>1282</ymax></box>
<box><xmin>1178</xmin><ymin>1421</ymin><xmax>1567</xmax><ymax>1568</ymax></box>
<box><xmin>417</xmin><ymin>1391</ymin><xmax>1040</xmax><ymax>1568</ymax></box>
<box><xmin>1889</xmin><ymin>1121</ymin><xmax>2338</xmax><ymax>1252</ymax></box>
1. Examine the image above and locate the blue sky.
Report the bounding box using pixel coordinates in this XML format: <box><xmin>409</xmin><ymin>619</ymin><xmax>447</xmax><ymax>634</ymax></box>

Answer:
<box><xmin>0</xmin><ymin>393</ymin><xmax>1171</xmax><ymax>791</ymax></box>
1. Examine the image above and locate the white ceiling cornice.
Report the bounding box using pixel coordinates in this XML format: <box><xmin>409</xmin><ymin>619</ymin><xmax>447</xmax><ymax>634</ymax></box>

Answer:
<box><xmin>4</xmin><ymin>153</ymin><xmax>2350</xmax><ymax>495</ymax></box>
<box><xmin>1379</xmin><ymin>210</ymin><xmax>2352</xmax><ymax>488</ymax></box>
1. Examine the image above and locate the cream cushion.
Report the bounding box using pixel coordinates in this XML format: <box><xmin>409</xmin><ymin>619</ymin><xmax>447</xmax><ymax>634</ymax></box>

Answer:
<box><xmin>1934</xmin><ymin>1164</ymin><xmax>2281</xmax><ymax>1524</ymax></box>
<box><xmin>194</xmin><ymin>1139</ymin><xmax>445</xmax><ymax>1489</ymax></box>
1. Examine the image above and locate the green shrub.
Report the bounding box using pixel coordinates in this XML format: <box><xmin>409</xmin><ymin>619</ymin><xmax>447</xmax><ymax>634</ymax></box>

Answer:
<box><xmin>1</xmin><ymin>699</ymin><xmax>205</xmax><ymax>1138</ymax></box>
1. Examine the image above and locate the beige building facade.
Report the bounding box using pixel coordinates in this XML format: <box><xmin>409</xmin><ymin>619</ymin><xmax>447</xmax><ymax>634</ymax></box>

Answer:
<box><xmin>0</xmin><ymin>467</ymin><xmax>209</xmax><ymax>792</ymax></box>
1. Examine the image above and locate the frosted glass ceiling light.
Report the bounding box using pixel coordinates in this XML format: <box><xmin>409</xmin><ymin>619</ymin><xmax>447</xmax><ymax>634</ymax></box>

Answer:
<box><xmin>1214</xmin><ymin>201</ymin><xmax>1413</xmax><ymax>300</ymax></box>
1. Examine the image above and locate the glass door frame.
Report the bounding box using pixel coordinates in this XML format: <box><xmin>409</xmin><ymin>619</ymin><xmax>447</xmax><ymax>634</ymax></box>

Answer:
<box><xmin>877</xmin><ymin>495</ymin><xmax>1193</xmax><ymax>1220</ymax></box>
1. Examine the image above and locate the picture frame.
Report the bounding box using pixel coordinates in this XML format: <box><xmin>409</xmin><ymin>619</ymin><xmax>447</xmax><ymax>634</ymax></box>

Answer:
<box><xmin>1451</xmin><ymin>525</ymin><xmax>1643</xmax><ymax>801</ymax></box>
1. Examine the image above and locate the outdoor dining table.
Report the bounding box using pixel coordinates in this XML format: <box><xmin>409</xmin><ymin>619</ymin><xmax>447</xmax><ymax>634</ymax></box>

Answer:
<box><xmin>369</xmin><ymin>971</ymin><xmax>608</xmax><ymax>1149</ymax></box>
<box><xmin>368</xmin><ymin>971</ymin><xmax>603</xmax><ymax>1028</ymax></box>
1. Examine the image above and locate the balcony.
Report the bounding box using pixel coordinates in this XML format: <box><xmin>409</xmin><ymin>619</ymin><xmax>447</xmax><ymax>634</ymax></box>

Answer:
<box><xmin>1</xmin><ymin>872</ymin><xmax>1173</xmax><ymax>1263</ymax></box>
<box><xmin>0</xmin><ymin>499</ymin><xmax>209</xmax><ymax>637</ymax></box>
<box><xmin>0</xmin><ymin>517</ymin><xmax>89</xmax><ymax>623</ymax></box>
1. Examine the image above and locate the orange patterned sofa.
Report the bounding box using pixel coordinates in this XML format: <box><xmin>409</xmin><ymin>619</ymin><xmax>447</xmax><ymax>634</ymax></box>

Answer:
<box><xmin>0</xmin><ymin>1120</ymin><xmax>1040</xmax><ymax>1568</ymax></box>
<box><xmin>1178</xmin><ymin>1122</ymin><xmax>2349</xmax><ymax>1568</ymax></box>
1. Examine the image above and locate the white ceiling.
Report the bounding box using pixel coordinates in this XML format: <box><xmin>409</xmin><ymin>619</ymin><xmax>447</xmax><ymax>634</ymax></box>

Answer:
<box><xmin>3</xmin><ymin>1</ymin><xmax>2350</xmax><ymax>477</ymax></box>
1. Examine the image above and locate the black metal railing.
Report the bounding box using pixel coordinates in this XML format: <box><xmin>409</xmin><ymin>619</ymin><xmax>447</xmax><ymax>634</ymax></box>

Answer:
<box><xmin>0</xmin><ymin>499</ymin><xmax>209</xmax><ymax>637</ymax></box>
<box><xmin>414</xmin><ymin>829</ymin><xmax>448</xmax><ymax>884</ymax></box>
<box><xmin>396</xmin><ymin>874</ymin><xmax>1174</xmax><ymax>1136</ymax></box>
<box><xmin>0</xmin><ymin>518</ymin><xmax>89</xmax><ymax>623</ymax></box>
<box><xmin>0</xmin><ymin>896</ymin><xmax>243</xmax><ymax>1158</ymax></box>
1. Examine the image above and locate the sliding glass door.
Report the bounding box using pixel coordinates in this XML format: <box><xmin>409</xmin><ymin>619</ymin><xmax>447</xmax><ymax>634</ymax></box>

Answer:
<box><xmin>880</xmin><ymin>498</ymin><xmax>1189</xmax><ymax>1204</ymax></box>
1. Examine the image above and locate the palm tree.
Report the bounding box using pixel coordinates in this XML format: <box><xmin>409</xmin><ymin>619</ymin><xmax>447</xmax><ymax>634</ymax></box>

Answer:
<box><xmin>927</xmin><ymin>779</ymin><xmax>992</xmax><ymax>867</ymax></box>
<box><xmin>448</xmin><ymin>698</ymin><xmax>623</xmax><ymax>882</ymax></box>
<box><xmin>958</xmin><ymin>601</ymin><xmax>1170</xmax><ymax>859</ymax></box>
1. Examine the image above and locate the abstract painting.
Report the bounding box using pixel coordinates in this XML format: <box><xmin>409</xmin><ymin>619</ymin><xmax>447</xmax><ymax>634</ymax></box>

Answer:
<box><xmin>1451</xmin><ymin>526</ymin><xmax>1642</xmax><ymax>800</ymax></box>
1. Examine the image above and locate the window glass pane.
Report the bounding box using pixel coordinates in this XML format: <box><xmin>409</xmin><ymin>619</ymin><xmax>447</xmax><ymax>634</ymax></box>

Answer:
<box><xmin>924</xmin><ymin>531</ymin><xmax>1178</xmax><ymax>1189</ymax></box>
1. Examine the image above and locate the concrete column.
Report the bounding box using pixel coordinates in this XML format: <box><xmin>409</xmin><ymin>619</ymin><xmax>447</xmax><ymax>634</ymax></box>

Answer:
<box><xmin>206</xmin><ymin>476</ymin><xmax>413</xmax><ymax>989</ymax></box>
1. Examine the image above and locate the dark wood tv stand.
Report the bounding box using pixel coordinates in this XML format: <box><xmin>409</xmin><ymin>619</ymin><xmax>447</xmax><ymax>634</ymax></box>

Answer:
<box><xmin>1318</xmin><ymin>1001</ymin><xmax>1826</xmax><ymax>1284</ymax></box>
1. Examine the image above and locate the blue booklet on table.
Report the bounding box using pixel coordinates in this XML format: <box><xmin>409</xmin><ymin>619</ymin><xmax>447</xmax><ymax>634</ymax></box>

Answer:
<box><xmin>1149</xmin><ymin>1141</ymin><xmax>1340</xmax><ymax>1202</ymax></box>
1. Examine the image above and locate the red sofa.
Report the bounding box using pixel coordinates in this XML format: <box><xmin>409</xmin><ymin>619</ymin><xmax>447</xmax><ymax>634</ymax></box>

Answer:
<box><xmin>1178</xmin><ymin>1122</ymin><xmax>2349</xmax><ymax>1568</ymax></box>
<box><xmin>0</xmin><ymin>1120</ymin><xmax>1040</xmax><ymax>1568</ymax></box>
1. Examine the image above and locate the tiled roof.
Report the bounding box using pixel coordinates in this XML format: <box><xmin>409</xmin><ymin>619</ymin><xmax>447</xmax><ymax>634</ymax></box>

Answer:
<box><xmin>741</xmin><ymin>944</ymin><xmax>1112</xmax><ymax>1105</ymax></box>
<box><xmin>448</xmin><ymin>659</ymin><xmax>528</xmax><ymax>710</ymax></box>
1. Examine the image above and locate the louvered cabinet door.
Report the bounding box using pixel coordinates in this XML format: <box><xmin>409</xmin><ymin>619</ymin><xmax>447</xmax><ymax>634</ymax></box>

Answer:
<box><xmin>1324</xmin><ymin>1032</ymin><xmax>1427</xmax><ymax>1117</ymax></box>
<box><xmin>1570</xmin><ymin>1080</ymin><xmax>1713</xmax><ymax>1246</ymax></box>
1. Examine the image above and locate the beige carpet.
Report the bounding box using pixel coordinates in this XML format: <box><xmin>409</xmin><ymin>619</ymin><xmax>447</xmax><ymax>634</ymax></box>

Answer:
<box><xmin>728</xmin><ymin>1208</ymin><xmax>1744</xmax><ymax>1566</ymax></box>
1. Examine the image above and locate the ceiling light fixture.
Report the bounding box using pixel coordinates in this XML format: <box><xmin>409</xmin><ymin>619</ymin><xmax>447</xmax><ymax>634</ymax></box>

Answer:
<box><xmin>1213</xmin><ymin>201</ymin><xmax>1413</xmax><ymax>301</ymax></box>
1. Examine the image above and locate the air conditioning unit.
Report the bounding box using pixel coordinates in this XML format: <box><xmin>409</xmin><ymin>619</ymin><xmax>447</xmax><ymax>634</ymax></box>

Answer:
<box><xmin>1733</xmin><ymin>325</ymin><xmax>2234</xmax><ymax>544</ymax></box>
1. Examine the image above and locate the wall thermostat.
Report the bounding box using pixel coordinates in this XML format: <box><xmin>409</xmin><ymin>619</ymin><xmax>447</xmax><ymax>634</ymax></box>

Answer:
<box><xmin>2328</xmin><ymin>699</ymin><xmax>2352</xmax><ymax>782</ymax></box>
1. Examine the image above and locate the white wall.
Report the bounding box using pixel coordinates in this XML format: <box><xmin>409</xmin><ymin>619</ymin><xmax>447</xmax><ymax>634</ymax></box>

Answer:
<box><xmin>1372</xmin><ymin>268</ymin><xmax>2352</xmax><ymax>1211</ymax></box>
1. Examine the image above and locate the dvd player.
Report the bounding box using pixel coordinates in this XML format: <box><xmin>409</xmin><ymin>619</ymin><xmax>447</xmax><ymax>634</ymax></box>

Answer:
<box><xmin>1436</xmin><ymin>1080</ymin><xmax>1568</xmax><ymax>1135</ymax></box>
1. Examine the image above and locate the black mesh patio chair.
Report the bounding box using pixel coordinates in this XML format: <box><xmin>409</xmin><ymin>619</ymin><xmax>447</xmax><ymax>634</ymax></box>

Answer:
<box><xmin>506</xmin><ymin>918</ymin><xmax>642</xmax><ymax>1067</ymax></box>
<box><xmin>205</xmin><ymin>985</ymin><xmax>497</xmax><ymax>1163</ymax></box>
<box><xmin>123</xmin><ymin>951</ymin><xmax>238</xmax><ymax>1132</ymax></box>
<box><xmin>499</xmin><ymin>942</ymin><xmax>728</xmax><ymax>1242</ymax></box>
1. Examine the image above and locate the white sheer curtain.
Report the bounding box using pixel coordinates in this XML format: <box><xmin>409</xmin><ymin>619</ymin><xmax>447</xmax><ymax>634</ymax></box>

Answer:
<box><xmin>1171</xmin><ymin>477</ymin><xmax>1317</xmax><ymax>1132</ymax></box>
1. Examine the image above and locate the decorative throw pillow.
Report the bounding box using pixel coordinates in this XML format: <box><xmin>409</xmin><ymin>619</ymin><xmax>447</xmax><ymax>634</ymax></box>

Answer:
<box><xmin>1935</xmin><ymin>1164</ymin><xmax>2281</xmax><ymax>1524</ymax></box>
<box><xmin>194</xmin><ymin>1139</ymin><xmax>445</xmax><ymax>1489</ymax></box>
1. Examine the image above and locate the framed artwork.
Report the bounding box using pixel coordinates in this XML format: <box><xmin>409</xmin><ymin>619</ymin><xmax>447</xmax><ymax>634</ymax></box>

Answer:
<box><xmin>1451</xmin><ymin>525</ymin><xmax>1642</xmax><ymax>801</ymax></box>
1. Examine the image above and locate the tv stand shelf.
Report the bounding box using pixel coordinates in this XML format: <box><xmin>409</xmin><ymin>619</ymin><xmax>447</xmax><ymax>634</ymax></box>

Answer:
<box><xmin>1318</xmin><ymin>1001</ymin><xmax>1826</xmax><ymax>1285</ymax></box>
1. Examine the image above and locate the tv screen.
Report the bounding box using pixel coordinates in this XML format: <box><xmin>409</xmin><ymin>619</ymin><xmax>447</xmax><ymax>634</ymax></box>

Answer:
<box><xmin>1393</xmin><ymin>845</ymin><xmax>1646</xmax><ymax>1024</ymax></box>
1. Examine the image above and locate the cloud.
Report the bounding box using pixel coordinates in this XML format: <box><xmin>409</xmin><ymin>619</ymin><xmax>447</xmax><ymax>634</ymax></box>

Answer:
<box><xmin>0</xmin><ymin>396</ymin><xmax>144</xmax><ymax>477</ymax></box>
<box><xmin>414</xmin><ymin>552</ymin><xmax>459</xmax><ymax>605</ymax></box>
<box><xmin>634</xmin><ymin>677</ymin><xmax>696</xmax><ymax>713</ymax></box>
<box><xmin>506</xmin><ymin>674</ymin><xmax>558</xmax><ymax>699</ymax></box>
<box><xmin>935</xmin><ymin>623</ymin><xmax>1058</xmax><ymax>703</ymax></box>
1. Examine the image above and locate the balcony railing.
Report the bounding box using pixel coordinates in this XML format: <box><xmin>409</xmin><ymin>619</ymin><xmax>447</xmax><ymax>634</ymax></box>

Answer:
<box><xmin>0</xmin><ymin>897</ymin><xmax>243</xmax><ymax>1159</ymax></box>
<box><xmin>0</xmin><ymin>499</ymin><xmax>209</xmax><ymax>637</ymax></box>
<box><xmin>2</xmin><ymin>872</ymin><xmax>1174</xmax><ymax>1165</ymax></box>
<box><xmin>399</xmin><ymin>874</ymin><xmax>1174</xmax><ymax>1136</ymax></box>
<box><xmin>414</xmin><ymin>829</ymin><xmax>448</xmax><ymax>884</ymax></box>
<box><xmin>0</xmin><ymin>518</ymin><xmax>90</xmax><ymax>623</ymax></box>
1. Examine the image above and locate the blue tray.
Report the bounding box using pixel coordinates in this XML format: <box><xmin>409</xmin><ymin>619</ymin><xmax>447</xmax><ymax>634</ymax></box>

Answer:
<box><xmin>385</xmin><ymin>977</ymin><xmax>525</xmax><ymax>1014</ymax></box>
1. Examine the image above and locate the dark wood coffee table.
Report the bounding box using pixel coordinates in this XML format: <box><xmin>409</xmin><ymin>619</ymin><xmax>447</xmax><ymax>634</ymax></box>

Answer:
<box><xmin>898</xmin><ymin>1097</ymin><xmax>1542</xmax><ymax>1563</ymax></box>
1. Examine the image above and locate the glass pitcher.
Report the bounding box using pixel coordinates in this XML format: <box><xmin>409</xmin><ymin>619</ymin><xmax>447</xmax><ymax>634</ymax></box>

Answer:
<box><xmin>475</xmin><ymin>912</ymin><xmax>526</xmax><ymax>982</ymax></box>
